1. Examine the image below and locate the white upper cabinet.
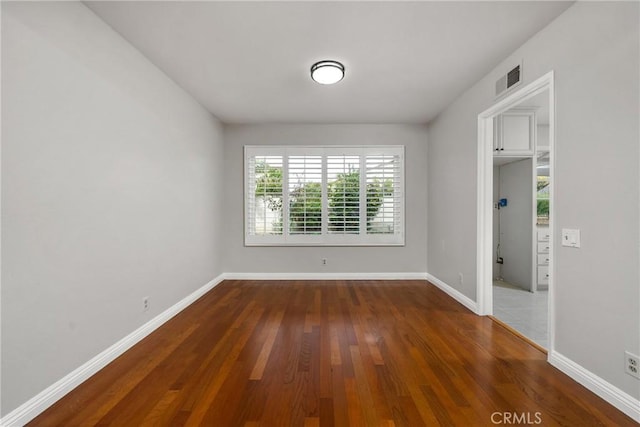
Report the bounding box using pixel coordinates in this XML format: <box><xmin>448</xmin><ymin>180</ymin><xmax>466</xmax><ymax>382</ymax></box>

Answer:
<box><xmin>494</xmin><ymin>109</ymin><xmax>536</xmax><ymax>156</ymax></box>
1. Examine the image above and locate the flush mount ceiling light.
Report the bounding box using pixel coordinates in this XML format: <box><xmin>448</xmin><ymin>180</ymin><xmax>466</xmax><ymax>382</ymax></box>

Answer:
<box><xmin>310</xmin><ymin>60</ymin><xmax>345</xmax><ymax>85</ymax></box>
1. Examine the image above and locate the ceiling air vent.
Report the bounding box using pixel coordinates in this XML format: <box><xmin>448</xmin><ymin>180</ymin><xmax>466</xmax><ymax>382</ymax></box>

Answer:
<box><xmin>495</xmin><ymin>63</ymin><xmax>522</xmax><ymax>98</ymax></box>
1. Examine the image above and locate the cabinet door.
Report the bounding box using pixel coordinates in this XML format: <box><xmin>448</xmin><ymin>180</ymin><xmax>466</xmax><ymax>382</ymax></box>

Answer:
<box><xmin>494</xmin><ymin>111</ymin><xmax>535</xmax><ymax>156</ymax></box>
<box><xmin>501</xmin><ymin>113</ymin><xmax>533</xmax><ymax>154</ymax></box>
<box><xmin>493</xmin><ymin>116</ymin><xmax>501</xmax><ymax>151</ymax></box>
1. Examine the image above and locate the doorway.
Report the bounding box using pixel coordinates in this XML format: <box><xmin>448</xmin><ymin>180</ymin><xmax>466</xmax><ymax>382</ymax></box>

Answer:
<box><xmin>476</xmin><ymin>72</ymin><xmax>555</xmax><ymax>352</ymax></box>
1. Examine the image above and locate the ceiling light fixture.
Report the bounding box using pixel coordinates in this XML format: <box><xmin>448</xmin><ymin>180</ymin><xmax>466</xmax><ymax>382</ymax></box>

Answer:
<box><xmin>310</xmin><ymin>60</ymin><xmax>345</xmax><ymax>85</ymax></box>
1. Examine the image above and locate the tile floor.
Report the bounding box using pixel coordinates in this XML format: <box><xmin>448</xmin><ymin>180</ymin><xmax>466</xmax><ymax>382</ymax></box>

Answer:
<box><xmin>493</xmin><ymin>280</ymin><xmax>548</xmax><ymax>349</ymax></box>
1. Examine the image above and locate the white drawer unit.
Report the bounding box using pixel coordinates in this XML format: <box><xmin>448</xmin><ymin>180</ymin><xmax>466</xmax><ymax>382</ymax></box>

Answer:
<box><xmin>537</xmin><ymin>265</ymin><xmax>549</xmax><ymax>286</ymax></box>
<box><xmin>536</xmin><ymin>227</ymin><xmax>551</xmax><ymax>289</ymax></box>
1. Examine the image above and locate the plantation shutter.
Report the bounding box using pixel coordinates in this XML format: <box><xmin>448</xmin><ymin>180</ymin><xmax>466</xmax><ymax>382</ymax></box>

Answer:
<box><xmin>246</xmin><ymin>154</ymin><xmax>284</xmax><ymax>238</ymax></box>
<box><xmin>245</xmin><ymin>145</ymin><xmax>404</xmax><ymax>246</ymax></box>
<box><xmin>327</xmin><ymin>155</ymin><xmax>361</xmax><ymax>234</ymax></box>
<box><xmin>288</xmin><ymin>155</ymin><xmax>322</xmax><ymax>235</ymax></box>
<box><xmin>365</xmin><ymin>152</ymin><xmax>403</xmax><ymax>236</ymax></box>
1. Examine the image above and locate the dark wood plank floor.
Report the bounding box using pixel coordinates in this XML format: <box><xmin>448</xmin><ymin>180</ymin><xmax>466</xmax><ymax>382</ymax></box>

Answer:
<box><xmin>29</xmin><ymin>280</ymin><xmax>636</xmax><ymax>426</ymax></box>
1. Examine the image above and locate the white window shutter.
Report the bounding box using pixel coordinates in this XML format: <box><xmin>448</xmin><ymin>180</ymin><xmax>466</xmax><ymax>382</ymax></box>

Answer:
<box><xmin>245</xmin><ymin>145</ymin><xmax>404</xmax><ymax>246</ymax></box>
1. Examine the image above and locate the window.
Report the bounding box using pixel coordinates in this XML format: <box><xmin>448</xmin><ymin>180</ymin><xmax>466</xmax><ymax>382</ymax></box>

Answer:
<box><xmin>245</xmin><ymin>145</ymin><xmax>404</xmax><ymax>246</ymax></box>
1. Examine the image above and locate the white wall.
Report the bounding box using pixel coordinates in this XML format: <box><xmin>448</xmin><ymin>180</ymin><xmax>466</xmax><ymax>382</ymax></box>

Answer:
<box><xmin>428</xmin><ymin>1</ymin><xmax>639</xmax><ymax>399</ymax></box>
<box><xmin>426</xmin><ymin>112</ymin><xmax>478</xmax><ymax>295</ymax></box>
<box><xmin>498</xmin><ymin>159</ymin><xmax>533</xmax><ymax>291</ymax></box>
<box><xmin>223</xmin><ymin>124</ymin><xmax>428</xmax><ymax>275</ymax></box>
<box><xmin>1</xmin><ymin>2</ymin><xmax>225</xmax><ymax>414</ymax></box>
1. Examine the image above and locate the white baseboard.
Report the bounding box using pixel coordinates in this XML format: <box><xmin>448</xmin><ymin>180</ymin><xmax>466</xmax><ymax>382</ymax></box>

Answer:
<box><xmin>548</xmin><ymin>350</ymin><xmax>640</xmax><ymax>422</ymax></box>
<box><xmin>426</xmin><ymin>273</ymin><xmax>478</xmax><ymax>314</ymax></box>
<box><xmin>0</xmin><ymin>274</ymin><xmax>226</xmax><ymax>427</ymax></box>
<box><xmin>223</xmin><ymin>272</ymin><xmax>429</xmax><ymax>281</ymax></box>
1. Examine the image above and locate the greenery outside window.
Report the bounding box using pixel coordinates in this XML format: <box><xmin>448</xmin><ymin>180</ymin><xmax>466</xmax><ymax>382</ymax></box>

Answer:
<box><xmin>245</xmin><ymin>145</ymin><xmax>404</xmax><ymax>246</ymax></box>
<box><xmin>537</xmin><ymin>175</ymin><xmax>550</xmax><ymax>225</ymax></box>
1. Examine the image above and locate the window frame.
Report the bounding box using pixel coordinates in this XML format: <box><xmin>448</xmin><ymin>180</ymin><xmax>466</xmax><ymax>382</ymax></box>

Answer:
<box><xmin>244</xmin><ymin>145</ymin><xmax>405</xmax><ymax>247</ymax></box>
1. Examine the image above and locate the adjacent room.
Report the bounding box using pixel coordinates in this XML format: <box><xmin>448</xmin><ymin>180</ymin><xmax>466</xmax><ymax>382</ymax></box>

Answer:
<box><xmin>2</xmin><ymin>1</ymin><xmax>639</xmax><ymax>426</ymax></box>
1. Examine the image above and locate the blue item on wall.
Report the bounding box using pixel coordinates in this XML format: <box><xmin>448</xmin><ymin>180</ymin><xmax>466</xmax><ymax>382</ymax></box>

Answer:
<box><xmin>499</xmin><ymin>198</ymin><xmax>508</xmax><ymax>207</ymax></box>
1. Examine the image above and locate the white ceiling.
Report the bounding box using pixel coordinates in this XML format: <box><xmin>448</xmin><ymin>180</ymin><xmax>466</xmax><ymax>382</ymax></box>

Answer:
<box><xmin>87</xmin><ymin>1</ymin><xmax>572</xmax><ymax>124</ymax></box>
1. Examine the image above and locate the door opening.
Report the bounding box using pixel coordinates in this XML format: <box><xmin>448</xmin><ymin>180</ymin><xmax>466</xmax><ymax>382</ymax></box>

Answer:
<box><xmin>476</xmin><ymin>71</ymin><xmax>555</xmax><ymax>352</ymax></box>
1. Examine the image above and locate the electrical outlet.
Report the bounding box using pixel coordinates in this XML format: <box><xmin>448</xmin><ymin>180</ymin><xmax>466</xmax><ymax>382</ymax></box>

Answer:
<box><xmin>625</xmin><ymin>351</ymin><xmax>640</xmax><ymax>379</ymax></box>
<box><xmin>142</xmin><ymin>297</ymin><xmax>150</xmax><ymax>312</ymax></box>
<box><xmin>321</xmin><ymin>258</ymin><xmax>327</xmax><ymax>266</ymax></box>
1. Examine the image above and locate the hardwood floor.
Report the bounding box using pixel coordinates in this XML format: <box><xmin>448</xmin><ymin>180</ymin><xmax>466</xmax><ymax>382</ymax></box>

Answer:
<box><xmin>29</xmin><ymin>280</ymin><xmax>636</xmax><ymax>426</ymax></box>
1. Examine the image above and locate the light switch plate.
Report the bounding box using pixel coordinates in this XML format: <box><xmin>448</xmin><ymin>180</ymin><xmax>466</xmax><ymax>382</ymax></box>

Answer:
<box><xmin>562</xmin><ymin>228</ymin><xmax>581</xmax><ymax>248</ymax></box>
